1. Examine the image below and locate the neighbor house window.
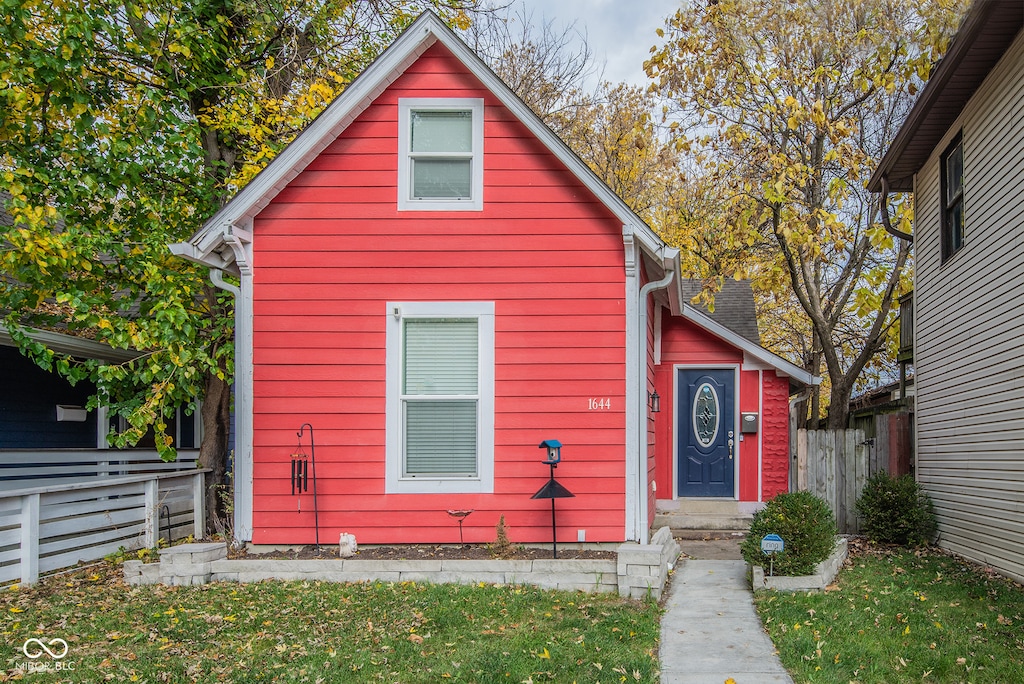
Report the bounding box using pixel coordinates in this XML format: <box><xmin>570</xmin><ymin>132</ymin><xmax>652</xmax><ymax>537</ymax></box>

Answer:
<box><xmin>398</xmin><ymin>99</ymin><xmax>484</xmax><ymax>211</ymax></box>
<box><xmin>386</xmin><ymin>301</ymin><xmax>494</xmax><ymax>493</ymax></box>
<box><xmin>941</xmin><ymin>133</ymin><xmax>964</xmax><ymax>262</ymax></box>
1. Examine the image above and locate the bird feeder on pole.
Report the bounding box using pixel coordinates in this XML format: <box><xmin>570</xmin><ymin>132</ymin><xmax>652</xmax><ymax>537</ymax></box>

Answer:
<box><xmin>530</xmin><ymin>440</ymin><xmax>574</xmax><ymax>558</ymax></box>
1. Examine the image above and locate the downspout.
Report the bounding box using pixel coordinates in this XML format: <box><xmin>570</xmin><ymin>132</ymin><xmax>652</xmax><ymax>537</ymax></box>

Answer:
<box><xmin>215</xmin><ymin>231</ymin><xmax>254</xmax><ymax>544</ymax></box>
<box><xmin>636</xmin><ymin>265</ymin><xmax>675</xmax><ymax>545</ymax></box>
<box><xmin>210</xmin><ymin>269</ymin><xmax>239</xmax><ymax>297</ymax></box>
<box><xmin>879</xmin><ymin>175</ymin><xmax>914</xmax><ymax>242</ymax></box>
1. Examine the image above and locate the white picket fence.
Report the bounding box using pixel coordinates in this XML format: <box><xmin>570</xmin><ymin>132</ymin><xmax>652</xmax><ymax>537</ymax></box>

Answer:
<box><xmin>0</xmin><ymin>450</ymin><xmax>207</xmax><ymax>585</ymax></box>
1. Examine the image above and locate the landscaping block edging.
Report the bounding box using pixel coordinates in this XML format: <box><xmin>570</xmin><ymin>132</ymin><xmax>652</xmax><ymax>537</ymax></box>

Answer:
<box><xmin>124</xmin><ymin>530</ymin><xmax>681</xmax><ymax>599</ymax></box>
<box><xmin>750</xmin><ymin>537</ymin><xmax>848</xmax><ymax>592</ymax></box>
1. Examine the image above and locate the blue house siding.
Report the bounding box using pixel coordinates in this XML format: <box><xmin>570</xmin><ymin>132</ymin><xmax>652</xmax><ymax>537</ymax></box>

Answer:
<box><xmin>0</xmin><ymin>345</ymin><xmax>96</xmax><ymax>448</ymax></box>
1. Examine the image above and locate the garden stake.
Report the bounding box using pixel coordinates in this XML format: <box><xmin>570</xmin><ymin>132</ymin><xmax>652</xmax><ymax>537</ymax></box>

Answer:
<box><xmin>292</xmin><ymin>423</ymin><xmax>320</xmax><ymax>553</ymax></box>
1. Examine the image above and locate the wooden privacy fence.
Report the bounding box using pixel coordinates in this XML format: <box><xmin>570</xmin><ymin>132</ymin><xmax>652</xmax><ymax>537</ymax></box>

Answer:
<box><xmin>0</xmin><ymin>469</ymin><xmax>207</xmax><ymax>586</ymax></box>
<box><xmin>791</xmin><ymin>428</ymin><xmax>891</xmax><ymax>533</ymax></box>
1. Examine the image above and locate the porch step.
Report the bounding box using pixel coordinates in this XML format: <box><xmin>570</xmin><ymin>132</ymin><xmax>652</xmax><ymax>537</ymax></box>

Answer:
<box><xmin>652</xmin><ymin>499</ymin><xmax>754</xmax><ymax>536</ymax></box>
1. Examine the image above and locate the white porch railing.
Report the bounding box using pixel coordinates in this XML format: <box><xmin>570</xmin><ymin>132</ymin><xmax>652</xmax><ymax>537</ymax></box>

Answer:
<box><xmin>0</xmin><ymin>448</ymin><xmax>200</xmax><ymax>490</ymax></box>
<box><xmin>0</xmin><ymin>469</ymin><xmax>208</xmax><ymax>585</ymax></box>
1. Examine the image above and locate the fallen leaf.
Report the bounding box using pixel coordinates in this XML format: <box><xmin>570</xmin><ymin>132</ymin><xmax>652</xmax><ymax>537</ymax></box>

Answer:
<box><xmin>537</xmin><ymin>647</ymin><xmax>550</xmax><ymax>659</ymax></box>
<box><xmin>409</xmin><ymin>634</ymin><xmax>424</xmax><ymax>645</ymax></box>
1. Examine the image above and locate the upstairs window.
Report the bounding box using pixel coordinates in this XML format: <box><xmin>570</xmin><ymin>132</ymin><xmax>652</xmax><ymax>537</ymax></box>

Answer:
<box><xmin>398</xmin><ymin>99</ymin><xmax>484</xmax><ymax>211</ymax></box>
<box><xmin>941</xmin><ymin>133</ymin><xmax>964</xmax><ymax>262</ymax></box>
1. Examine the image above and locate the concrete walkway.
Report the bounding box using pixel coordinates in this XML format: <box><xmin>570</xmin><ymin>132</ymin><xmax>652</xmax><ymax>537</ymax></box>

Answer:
<box><xmin>660</xmin><ymin>559</ymin><xmax>793</xmax><ymax>684</ymax></box>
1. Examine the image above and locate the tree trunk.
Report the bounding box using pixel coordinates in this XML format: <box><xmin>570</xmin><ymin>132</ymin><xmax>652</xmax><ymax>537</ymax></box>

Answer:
<box><xmin>826</xmin><ymin>376</ymin><xmax>855</xmax><ymax>430</ymax></box>
<box><xmin>804</xmin><ymin>347</ymin><xmax>822</xmax><ymax>429</ymax></box>
<box><xmin>198</xmin><ymin>371</ymin><xmax>231</xmax><ymax>537</ymax></box>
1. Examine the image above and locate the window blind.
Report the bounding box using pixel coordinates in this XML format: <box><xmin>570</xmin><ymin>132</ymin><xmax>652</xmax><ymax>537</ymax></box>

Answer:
<box><xmin>402</xmin><ymin>318</ymin><xmax>479</xmax><ymax>476</ymax></box>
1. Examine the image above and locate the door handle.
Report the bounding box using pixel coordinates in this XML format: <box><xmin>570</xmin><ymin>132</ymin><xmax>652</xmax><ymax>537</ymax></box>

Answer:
<box><xmin>728</xmin><ymin>430</ymin><xmax>734</xmax><ymax>460</ymax></box>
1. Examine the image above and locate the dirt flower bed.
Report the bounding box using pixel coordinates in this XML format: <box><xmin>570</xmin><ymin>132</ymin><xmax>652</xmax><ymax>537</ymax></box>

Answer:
<box><xmin>235</xmin><ymin>543</ymin><xmax>617</xmax><ymax>561</ymax></box>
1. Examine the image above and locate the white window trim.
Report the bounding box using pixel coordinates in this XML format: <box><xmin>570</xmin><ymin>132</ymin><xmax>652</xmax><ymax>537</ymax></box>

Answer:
<box><xmin>398</xmin><ymin>98</ymin><xmax>484</xmax><ymax>211</ymax></box>
<box><xmin>386</xmin><ymin>301</ymin><xmax>495</xmax><ymax>493</ymax></box>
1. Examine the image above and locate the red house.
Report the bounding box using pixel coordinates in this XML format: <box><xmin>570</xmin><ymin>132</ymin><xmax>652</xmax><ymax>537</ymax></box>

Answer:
<box><xmin>172</xmin><ymin>12</ymin><xmax>816</xmax><ymax>547</ymax></box>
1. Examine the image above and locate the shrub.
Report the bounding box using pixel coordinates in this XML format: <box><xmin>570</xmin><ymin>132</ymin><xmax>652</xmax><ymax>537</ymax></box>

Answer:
<box><xmin>856</xmin><ymin>472</ymin><xmax>937</xmax><ymax>546</ymax></box>
<box><xmin>489</xmin><ymin>514</ymin><xmax>514</xmax><ymax>558</ymax></box>
<box><xmin>741</xmin><ymin>491</ymin><xmax>837</xmax><ymax>576</ymax></box>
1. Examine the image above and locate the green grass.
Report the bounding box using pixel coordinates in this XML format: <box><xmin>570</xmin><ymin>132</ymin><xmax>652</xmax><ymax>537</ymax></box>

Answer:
<box><xmin>2</xmin><ymin>565</ymin><xmax>660</xmax><ymax>682</ymax></box>
<box><xmin>755</xmin><ymin>543</ymin><xmax>1024</xmax><ymax>683</ymax></box>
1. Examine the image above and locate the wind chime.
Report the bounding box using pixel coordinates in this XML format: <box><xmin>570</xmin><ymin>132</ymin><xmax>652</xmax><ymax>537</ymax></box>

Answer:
<box><xmin>291</xmin><ymin>423</ymin><xmax>321</xmax><ymax>552</ymax></box>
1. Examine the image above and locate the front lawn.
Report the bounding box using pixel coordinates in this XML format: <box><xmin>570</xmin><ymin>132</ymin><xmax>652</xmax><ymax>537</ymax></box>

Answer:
<box><xmin>755</xmin><ymin>542</ymin><xmax>1024</xmax><ymax>683</ymax></box>
<box><xmin>2</xmin><ymin>566</ymin><xmax>659</xmax><ymax>682</ymax></box>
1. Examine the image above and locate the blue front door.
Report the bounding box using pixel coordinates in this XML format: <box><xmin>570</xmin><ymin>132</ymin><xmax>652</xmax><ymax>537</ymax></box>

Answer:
<box><xmin>677</xmin><ymin>369</ymin><xmax>735</xmax><ymax>497</ymax></box>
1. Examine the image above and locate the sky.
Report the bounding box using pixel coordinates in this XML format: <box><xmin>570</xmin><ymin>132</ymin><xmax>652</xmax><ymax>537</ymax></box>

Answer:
<box><xmin>513</xmin><ymin>0</ymin><xmax>682</xmax><ymax>89</ymax></box>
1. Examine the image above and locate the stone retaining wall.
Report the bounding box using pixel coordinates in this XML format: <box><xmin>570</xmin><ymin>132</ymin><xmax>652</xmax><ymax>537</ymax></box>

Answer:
<box><xmin>124</xmin><ymin>530</ymin><xmax>680</xmax><ymax>599</ymax></box>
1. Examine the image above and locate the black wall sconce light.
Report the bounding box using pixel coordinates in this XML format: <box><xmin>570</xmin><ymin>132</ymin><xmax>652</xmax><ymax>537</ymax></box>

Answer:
<box><xmin>648</xmin><ymin>390</ymin><xmax>661</xmax><ymax>413</ymax></box>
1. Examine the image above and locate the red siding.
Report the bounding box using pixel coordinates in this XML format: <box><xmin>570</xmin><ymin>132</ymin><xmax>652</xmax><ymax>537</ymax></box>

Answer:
<box><xmin>250</xmin><ymin>44</ymin><xmax>628</xmax><ymax>545</ymax></box>
<box><xmin>653</xmin><ymin>313</ymin><xmax>791</xmax><ymax>503</ymax></box>
<box><xmin>654</xmin><ymin>313</ymin><xmax>745</xmax><ymax>499</ymax></box>
<box><xmin>739</xmin><ymin>369</ymin><xmax>760</xmax><ymax>501</ymax></box>
<box><xmin>761</xmin><ymin>371</ymin><xmax>791</xmax><ymax>500</ymax></box>
<box><xmin>659</xmin><ymin>315</ymin><xmax>745</xmax><ymax>366</ymax></box>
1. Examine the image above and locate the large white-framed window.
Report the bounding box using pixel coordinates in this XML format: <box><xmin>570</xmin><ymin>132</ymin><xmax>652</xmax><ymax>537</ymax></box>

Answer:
<box><xmin>386</xmin><ymin>301</ymin><xmax>495</xmax><ymax>493</ymax></box>
<box><xmin>398</xmin><ymin>98</ymin><xmax>484</xmax><ymax>211</ymax></box>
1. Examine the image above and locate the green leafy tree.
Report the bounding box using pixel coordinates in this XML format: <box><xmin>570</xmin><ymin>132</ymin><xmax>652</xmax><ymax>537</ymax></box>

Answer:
<box><xmin>0</xmin><ymin>0</ymin><xmax>477</xmax><ymax>532</ymax></box>
<box><xmin>647</xmin><ymin>0</ymin><xmax>962</xmax><ymax>427</ymax></box>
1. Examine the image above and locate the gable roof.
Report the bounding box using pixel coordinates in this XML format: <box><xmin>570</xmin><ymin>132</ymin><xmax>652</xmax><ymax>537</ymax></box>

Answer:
<box><xmin>868</xmin><ymin>0</ymin><xmax>1024</xmax><ymax>192</ymax></box>
<box><xmin>171</xmin><ymin>10</ymin><xmax>677</xmax><ymax>278</ymax></box>
<box><xmin>674</xmin><ymin>278</ymin><xmax>816</xmax><ymax>387</ymax></box>
<box><xmin>679</xmin><ymin>279</ymin><xmax>760</xmax><ymax>345</ymax></box>
<box><xmin>680</xmin><ymin>305</ymin><xmax>817</xmax><ymax>387</ymax></box>
<box><xmin>0</xmin><ymin>327</ymin><xmax>141</xmax><ymax>364</ymax></box>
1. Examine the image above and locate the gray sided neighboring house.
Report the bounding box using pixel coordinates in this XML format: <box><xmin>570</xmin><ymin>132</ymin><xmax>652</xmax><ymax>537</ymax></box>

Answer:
<box><xmin>869</xmin><ymin>0</ymin><xmax>1024</xmax><ymax>583</ymax></box>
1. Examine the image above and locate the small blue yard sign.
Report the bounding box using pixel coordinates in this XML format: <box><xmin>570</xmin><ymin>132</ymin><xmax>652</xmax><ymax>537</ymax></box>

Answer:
<box><xmin>760</xmin><ymin>533</ymin><xmax>785</xmax><ymax>555</ymax></box>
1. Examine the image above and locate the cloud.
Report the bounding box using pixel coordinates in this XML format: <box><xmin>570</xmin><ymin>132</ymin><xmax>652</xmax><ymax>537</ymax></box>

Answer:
<box><xmin>514</xmin><ymin>0</ymin><xmax>679</xmax><ymax>87</ymax></box>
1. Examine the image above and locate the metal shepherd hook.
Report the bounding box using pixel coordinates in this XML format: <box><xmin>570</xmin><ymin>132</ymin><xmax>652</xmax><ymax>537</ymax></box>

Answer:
<box><xmin>296</xmin><ymin>423</ymin><xmax>320</xmax><ymax>552</ymax></box>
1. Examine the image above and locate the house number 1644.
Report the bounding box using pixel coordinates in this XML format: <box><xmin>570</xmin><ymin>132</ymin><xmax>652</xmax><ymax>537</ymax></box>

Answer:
<box><xmin>588</xmin><ymin>398</ymin><xmax>611</xmax><ymax>410</ymax></box>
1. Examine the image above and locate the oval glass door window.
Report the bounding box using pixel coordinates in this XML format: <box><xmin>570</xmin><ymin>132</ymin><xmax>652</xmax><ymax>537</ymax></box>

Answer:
<box><xmin>693</xmin><ymin>382</ymin><xmax>720</xmax><ymax>447</ymax></box>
